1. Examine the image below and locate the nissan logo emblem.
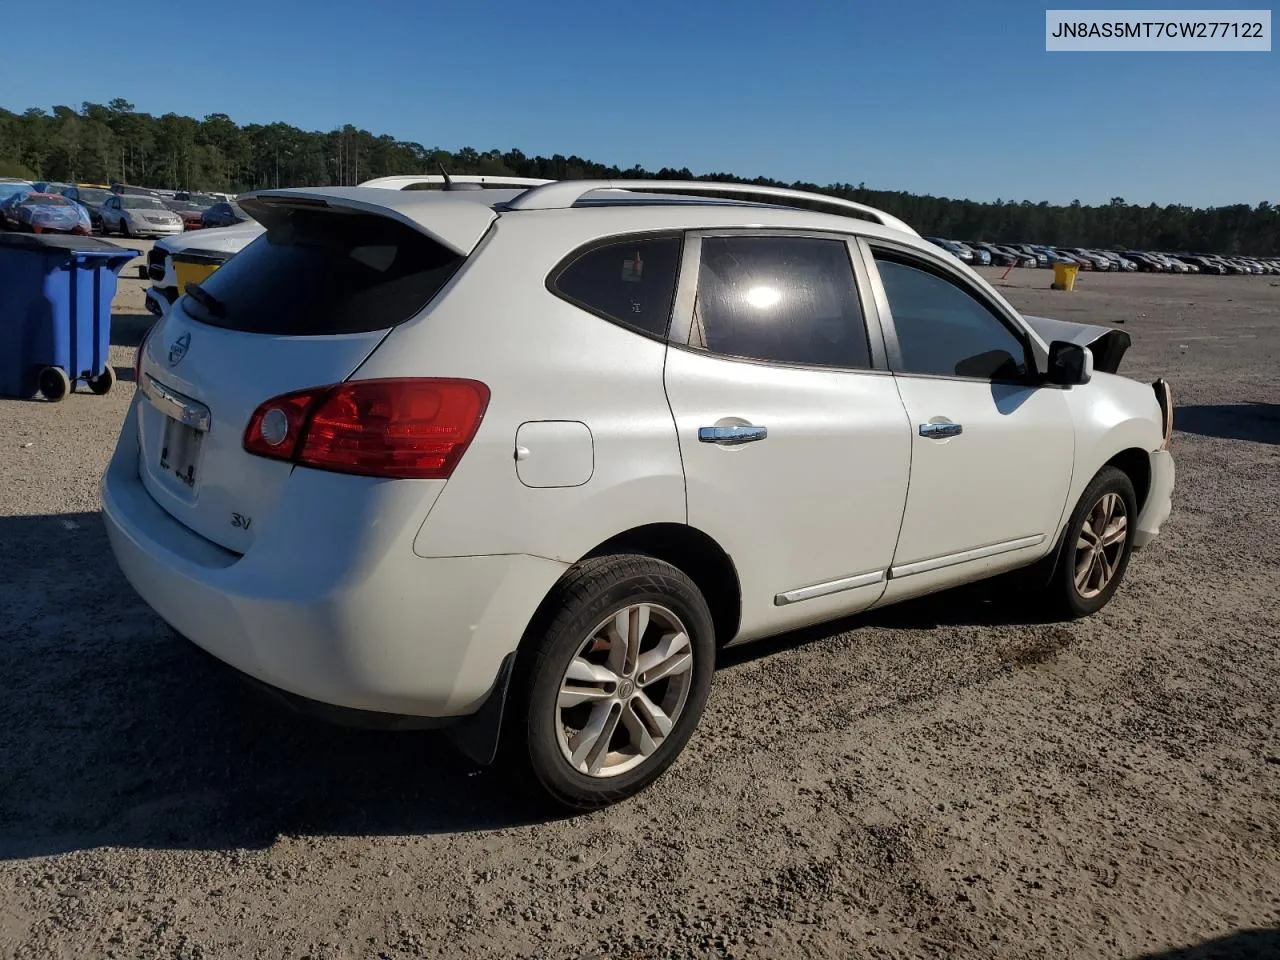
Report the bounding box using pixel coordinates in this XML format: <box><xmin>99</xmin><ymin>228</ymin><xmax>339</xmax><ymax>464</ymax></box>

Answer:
<box><xmin>168</xmin><ymin>332</ymin><xmax>191</xmax><ymax>366</ymax></box>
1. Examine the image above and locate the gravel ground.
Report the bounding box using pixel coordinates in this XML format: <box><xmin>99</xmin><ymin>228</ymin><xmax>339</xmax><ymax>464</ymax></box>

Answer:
<box><xmin>1</xmin><ymin>262</ymin><xmax>1277</xmax><ymax>960</ymax></box>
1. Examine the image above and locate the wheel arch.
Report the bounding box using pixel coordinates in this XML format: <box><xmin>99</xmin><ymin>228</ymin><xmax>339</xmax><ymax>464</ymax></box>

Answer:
<box><xmin>1104</xmin><ymin>447</ymin><xmax>1151</xmax><ymax>514</ymax></box>
<box><xmin>1035</xmin><ymin>442</ymin><xmax>1155</xmax><ymax>592</ymax></box>
<box><xmin>579</xmin><ymin>523</ymin><xmax>742</xmax><ymax>647</ymax></box>
<box><xmin>458</xmin><ymin>523</ymin><xmax>740</xmax><ymax>768</ymax></box>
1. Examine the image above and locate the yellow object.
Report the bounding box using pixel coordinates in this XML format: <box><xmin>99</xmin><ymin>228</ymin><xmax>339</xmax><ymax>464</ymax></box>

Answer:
<box><xmin>173</xmin><ymin>251</ymin><xmax>231</xmax><ymax>294</ymax></box>
<box><xmin>1051</xmin><ymin>262</ymin><xmax>1079</xmax><ymax>291</ymax></box>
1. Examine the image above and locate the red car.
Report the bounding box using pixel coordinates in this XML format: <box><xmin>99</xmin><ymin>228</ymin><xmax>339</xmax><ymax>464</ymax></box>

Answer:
<box><xmin>164</xmin><ymin>200</ymin><xmax>207</xmax><ymax>231</ymax></box>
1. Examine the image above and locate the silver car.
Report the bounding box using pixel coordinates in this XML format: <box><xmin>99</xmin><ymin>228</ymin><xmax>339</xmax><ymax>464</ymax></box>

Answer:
<box><xmin>100</xmin><ymin>194</ymin><xmax>185</xmax><ymax>238</ymax></box>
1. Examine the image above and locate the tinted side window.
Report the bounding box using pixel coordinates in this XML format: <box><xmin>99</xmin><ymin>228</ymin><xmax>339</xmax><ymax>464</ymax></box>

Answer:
<box><xmin>551</xmin><ymin>236</ymin><xmax>681</xmax><ymax>338</ymax></box>
<box><xmin>691</xmin><ymin>236</ymin><xmax>869</xmax><ymax>369</ymax></box>
<box><xmin>874</xmin><ymin>255</ymin><xmax>1029</xmax><ymax>381</ymax></box>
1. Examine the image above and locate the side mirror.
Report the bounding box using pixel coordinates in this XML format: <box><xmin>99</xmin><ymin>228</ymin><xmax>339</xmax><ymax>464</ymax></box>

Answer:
<box><xmin>1047</xmin><ymin>340</ymin><xmax>1093</xmax><ymax>385</ymax></box>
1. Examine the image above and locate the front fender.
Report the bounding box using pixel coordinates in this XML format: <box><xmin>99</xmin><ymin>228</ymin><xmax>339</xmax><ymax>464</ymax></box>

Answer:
<box><xmin>1061</xmin><ymin>373</ymin><xmax>1164</xmax><ymax>516</ymax></box>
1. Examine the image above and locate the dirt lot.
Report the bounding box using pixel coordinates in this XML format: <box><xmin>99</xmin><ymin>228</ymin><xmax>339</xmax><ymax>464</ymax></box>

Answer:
<box><xmin>1</xmin><ymin>263</ymin><xmax>1277</xmax><ymax>960</ymax></box>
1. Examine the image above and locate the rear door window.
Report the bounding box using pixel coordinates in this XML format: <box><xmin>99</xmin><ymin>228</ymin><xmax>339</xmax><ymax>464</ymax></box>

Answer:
<box><xmin>181</xmin><ymin>210</ymin><xmax>465</xmax><ymax>335</ymax></box>
<box><xmin>689</xmin><ymin>235</ymin><xmax>871</xmax><ymax>369</ymax></box>
<box><xmin>549</xmin><ymin>235</ymin><xmax>682</xmax><ymax>338</ymax></box>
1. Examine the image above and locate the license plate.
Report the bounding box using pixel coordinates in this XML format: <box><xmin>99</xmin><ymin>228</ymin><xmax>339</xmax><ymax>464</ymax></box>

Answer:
<box><xmin>159</xmin><ymin>416</ymin><xmax>204</xmax><ymax>490</ymax></box>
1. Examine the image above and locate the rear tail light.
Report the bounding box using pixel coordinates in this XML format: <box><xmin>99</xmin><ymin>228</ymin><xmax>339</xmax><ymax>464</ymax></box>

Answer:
<box><xmin>243</xmin><ymin>378</ymin><xmax>490</xmax><ymax>480</ymax></box>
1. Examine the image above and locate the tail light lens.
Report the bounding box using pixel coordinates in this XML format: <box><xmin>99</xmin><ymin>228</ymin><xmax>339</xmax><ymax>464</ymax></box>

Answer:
<box><xmin>243</xmin><ymin>378</ymin><xmax>490</xmax><ymax>480</ymax></box>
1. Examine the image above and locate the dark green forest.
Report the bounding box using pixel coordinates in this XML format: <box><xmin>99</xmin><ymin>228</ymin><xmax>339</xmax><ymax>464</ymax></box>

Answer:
<box><xmin>2</xmin><ymin>99</ymin><xmax>1277</xmax><ymax>255</ymax></box>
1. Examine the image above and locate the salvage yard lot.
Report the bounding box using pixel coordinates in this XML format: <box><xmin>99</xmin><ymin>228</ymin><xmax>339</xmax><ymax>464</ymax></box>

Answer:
<box><xmin>0</xmin><ymin>267</ymin><xmax>1277</xmax><ymax>959</ymax></box>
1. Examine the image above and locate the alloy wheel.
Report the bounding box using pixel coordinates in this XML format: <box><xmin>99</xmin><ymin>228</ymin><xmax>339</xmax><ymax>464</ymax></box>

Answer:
<box><xmin>1074</xmin><ymin>492</ymin><xmax>1128</xmax><ymax>599</ymax></box>
<box><xmin>555</xmin><ymin>603</ymin><xmax>695</xmax><ymax>778</ymax></box>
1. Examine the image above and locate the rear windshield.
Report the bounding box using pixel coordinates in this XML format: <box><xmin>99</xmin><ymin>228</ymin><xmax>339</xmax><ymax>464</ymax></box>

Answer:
<box><xmin>24</xmin><ymin>194</ymin><xmax>69</xmax><ymax>206</ymax></box>
<box><xmin>181</xmin><ymin>209</ymin><xmax>464</xmax><ymax>335</ymax></box>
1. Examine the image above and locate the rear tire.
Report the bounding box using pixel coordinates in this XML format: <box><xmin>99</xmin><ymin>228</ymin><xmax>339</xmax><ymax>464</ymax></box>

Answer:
<box><xmin>510</xmin><ymin>555</ymin><xmax>716</xmax><ymax>811</ymax></box>
<box><xmin>1043</xmin><ymin>466</ymin><xmax>1137</xmax><ymax>619</ymax></box>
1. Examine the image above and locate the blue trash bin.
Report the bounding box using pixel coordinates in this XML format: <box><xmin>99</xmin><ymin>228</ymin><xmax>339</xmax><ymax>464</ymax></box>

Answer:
<box><xmin>0</xmin><ymin>233</ymin><xmax>141</xmax><ymax>401</ymax></box>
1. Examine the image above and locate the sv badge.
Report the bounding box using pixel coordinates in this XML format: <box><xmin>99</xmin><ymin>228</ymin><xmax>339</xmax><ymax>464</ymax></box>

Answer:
<box><xmin>231</xmin><ymin>512</ymin><xmax>253</xmax><ymax>530</ymax></box>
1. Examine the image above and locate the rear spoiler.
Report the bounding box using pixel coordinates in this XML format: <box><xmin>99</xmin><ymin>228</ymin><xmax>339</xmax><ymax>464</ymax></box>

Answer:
<box><xmin>240</xmin><ymin>187</ymin><xmax>499</xmax><ymax>256</ymax></box>
<box><xmin>1023</xmin><ymin>315</ymin><xmax>1132</xmax><ymax>374</ymax></box>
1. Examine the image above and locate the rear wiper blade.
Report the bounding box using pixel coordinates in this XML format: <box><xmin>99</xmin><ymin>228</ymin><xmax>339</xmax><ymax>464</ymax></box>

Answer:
<box><xmin>184</xmin><ymin>282</ymin><xmax>226</xmax><ymax>318</ymax></box>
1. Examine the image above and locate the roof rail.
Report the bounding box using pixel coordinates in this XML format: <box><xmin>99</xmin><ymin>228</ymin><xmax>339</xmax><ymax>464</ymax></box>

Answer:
<box><xmin>503</xmin><ymin>179</ymin><xmax>919</xmax><ymax>236</ymax></box>
<box><xmin>357</xmin><ymin>174</ymin><xmax>553</xmax><ymax>191</ymax></box>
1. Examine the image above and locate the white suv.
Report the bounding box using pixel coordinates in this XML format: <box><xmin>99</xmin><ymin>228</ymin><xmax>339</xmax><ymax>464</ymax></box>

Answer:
<box><xmin>102</xmin><ymin>178</ymin><xmax>1175</xmax><ymax>809</ymax></box>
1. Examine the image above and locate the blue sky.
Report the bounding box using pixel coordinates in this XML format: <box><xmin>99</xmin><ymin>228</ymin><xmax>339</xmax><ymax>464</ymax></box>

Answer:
<box><xmin>3</xmin><ymin>0</ymin><xmax>1275</xmax><ymax>207</ymax></box>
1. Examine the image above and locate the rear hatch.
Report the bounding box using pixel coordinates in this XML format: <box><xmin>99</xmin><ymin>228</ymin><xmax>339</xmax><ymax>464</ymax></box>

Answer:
<box><xmin>134</xmin><ymin>190</ymin><xmax>495</xmax><ymax>553</ymax></box>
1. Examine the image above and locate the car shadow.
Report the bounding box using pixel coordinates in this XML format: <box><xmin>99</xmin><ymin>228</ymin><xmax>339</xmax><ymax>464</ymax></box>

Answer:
<box><xmin>0</xmin><ymin>511</ymin><xmax>567</xmax><ymax>861</ymax></box>
<box><xmin>0</xmin><ymin>510</ymin><xmax>1074</xmax><ymax>860</ymax></box>
<box><xmin>1132</xmin><ymin>928</ymin><xmax>1280</xmax><ymax>959</ymax></box>
<box><xmin>110</xmin><ymin>311</ymin><xmax>154</xmax><ymax>349</ymax></box>
<box><xmin>1175</xmin><ymin>403</ymin><xmax>1280</xmax><ymax>446</ymax></box>
<box><xmin>718</xmin><ymin>575</ymin><xmax>1056</xmax><ymax>669</ymax></box>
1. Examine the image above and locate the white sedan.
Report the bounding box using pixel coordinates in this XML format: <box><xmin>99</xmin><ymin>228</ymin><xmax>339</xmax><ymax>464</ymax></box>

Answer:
<box><xmin>102</xmin><ymin>177</ymin><xmax>1175</xmax><ymax>810</ymax></box>
<box><xmin>99</xmin><ymin>193</ymin><xmax>184</xmax><ymax>238</ymax></box>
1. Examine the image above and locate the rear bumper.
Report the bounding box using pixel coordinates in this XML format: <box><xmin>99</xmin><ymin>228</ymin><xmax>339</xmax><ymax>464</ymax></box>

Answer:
<box><xmin>101</xmin><ymin>400</ymin><xmax>568</xmax><ymax>719</ymax></box>
<box><xmin>1134</xmin><ymin>449</ymin><xmax>1174</xmax><ymax>550</ymax></box>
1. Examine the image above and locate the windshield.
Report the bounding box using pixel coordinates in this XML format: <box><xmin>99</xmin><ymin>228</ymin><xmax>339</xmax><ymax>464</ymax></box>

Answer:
<box><xmin>77</xmin><ymin>188</ymin><xmax>110</xmax><ymax>203</ymax></box>
<box><xmin>188</xmin><ymin>194</ymin><xmax>217</xmax><ymax>206</ymax></box>
<box><xmin>122</xmin><ymin>196</ymin><xmax>167</xmax><ymax>210</ymax></box>
<box><xmin>0</xmin><ymin>183</ymin><xmax>31</xmax><ymax>199</ymax></box>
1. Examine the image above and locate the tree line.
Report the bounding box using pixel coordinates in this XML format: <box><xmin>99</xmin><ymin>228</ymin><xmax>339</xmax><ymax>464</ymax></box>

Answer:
<box><xmin>2</xmin><ymin>99</ymin><xmax>1276</xmax><ymax>255</ymax></box>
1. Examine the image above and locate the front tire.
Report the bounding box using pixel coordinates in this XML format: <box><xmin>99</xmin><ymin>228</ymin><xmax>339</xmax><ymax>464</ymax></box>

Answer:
<box><xmin>513</xmin><ymin>555</ymin><xmax>716</xmax><ymax>810</ymax></box>
<box><xmin>1045</xmin><ymin>466</ymin><xmax>1137</xmax><ymax>619</ymax></box>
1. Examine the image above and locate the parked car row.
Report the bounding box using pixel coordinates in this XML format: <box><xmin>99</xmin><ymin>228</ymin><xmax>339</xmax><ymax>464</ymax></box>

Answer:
<box><xmin>0</xmin><ymin>176</ymin><xmax>249</xmax><ymax>238</ymax></box>
<box><xmin>926</xmin><ymin>235</ymin><xmax>1280</xmax><ymax>276</ymax></box>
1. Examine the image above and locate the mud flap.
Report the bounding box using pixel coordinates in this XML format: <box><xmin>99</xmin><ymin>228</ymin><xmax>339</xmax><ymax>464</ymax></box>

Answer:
<box><xmin>446</xmin><ymin>653</ymin><xmax>517</xmax><ymax>766</ymax></box>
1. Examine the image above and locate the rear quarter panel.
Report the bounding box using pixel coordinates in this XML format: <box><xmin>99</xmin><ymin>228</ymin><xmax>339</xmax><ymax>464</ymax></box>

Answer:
<box><xmin>354</xmin><ymin>218</ymin><xmax>686</xmax><ymax>562</ymax></box>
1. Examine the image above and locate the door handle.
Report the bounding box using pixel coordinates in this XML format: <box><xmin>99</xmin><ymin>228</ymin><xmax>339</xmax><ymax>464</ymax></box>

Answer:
<box><xmin>698</xmin><ymin>425</ymin><xmax>768</xmax><ymax>446</ymax></box>
<box><xmin>919</xmin><ymin>421</ymin><xmax>963</xmax><ymax>439</ymax></box>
